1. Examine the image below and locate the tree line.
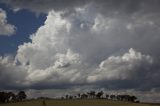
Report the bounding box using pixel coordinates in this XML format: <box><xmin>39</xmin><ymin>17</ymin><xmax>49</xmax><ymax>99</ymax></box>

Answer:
<box><xmin>63</xmin><ymin>91</ymin><xmax>140</xmax><ymax>103</ymax></box>
<box><xmin>0</xmin><ymin>90</ymin><xmax>140</xmax><ymax>104</ymax></box>
<box><xmin>0</xmin><ymin>91</ymin><xmax>26</xmax><ymax>103</ymax></box>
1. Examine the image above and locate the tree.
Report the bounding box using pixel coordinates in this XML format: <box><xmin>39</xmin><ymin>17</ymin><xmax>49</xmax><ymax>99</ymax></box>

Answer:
<box><xmin>6</xmin><ymin>92</ymin><xmax>16</xmax><ymax>102</ymax></box>
<box><xmin>17</xmin><ymin>91</ymin><xmax>27</xmax><ymax>101</ymax></box>
<box><xmin>0</xmin><ymin>92</ymin><xmax>6</xmax><ymax>103</ymax></box>
<box><xmin>77</xmin><ymin>93</ymin><xmax>81</xmax><ymax>99</ymax></box>
<box><xmin>130</xmin><ymin>96</ymin><xmax>137</xmax><ymax>102</ymax></box>
<box><xmin>96</xmin><ymin>91</ymin><xmax>103</xmax><ymax>99</ymax></box>
<box><xmin>0</xmin><ymin>91</ymin><xmax>16</xmax><ymax>103</ymax></box>
<box><xmin>69</xmin><ymin>96</ymin><xmax>73</xmax><ymax>99</ymax></box>
<box><xmin>65</xmin><ymin>95</ymin><xmax>69</xmax><ymax>99</ymax></box>
<box><xmin>105</xmin><ymin>94</ymin><xmax>109</xmax><ymax>99</ymax></box>
<box><xmin>11</xmin><ymin>93</ymin><xmax>16</xmax><ymax>102</ymax></box>
<box><xmin>87</xmin><ymin>91</ymin><xmax>96</xmax><ymax>98</ymax></box>
<box><xmin>74</xmin><ymin>96</ymin><xmax>77</xmax><ymax>99</ymax></box>
<box><xmin>81</xmin><ymin>93</ymin><xmax>88</xmax><ymax>99</ymax></box>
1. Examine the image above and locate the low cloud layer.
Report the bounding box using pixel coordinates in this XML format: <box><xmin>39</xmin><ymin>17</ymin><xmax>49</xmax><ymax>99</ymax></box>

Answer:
<box><xmin>1</xmin><ymin>0</ymin><xmax>160</xmax><ymax>15</ymax></box>
<box><xmin>0</xmin><ymin>0</ymin><xmax>160</xmax><ymax>102</ymax></box>
<box><xmin>0</xmin><ymin>8</ymin><xmax>16</xmax><ymax>36</ymax></box>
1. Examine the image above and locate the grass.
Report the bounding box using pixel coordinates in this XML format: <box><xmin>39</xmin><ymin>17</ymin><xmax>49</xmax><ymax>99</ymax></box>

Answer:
<box><xmin>0</xmin><ymin>100</ymin><xmax>41</xmax><ymax>106</ymax></box>
<box><xmin>0</xmin><ymin>99</ymin><xmax>160</xmax><ymax>106</ymax></box>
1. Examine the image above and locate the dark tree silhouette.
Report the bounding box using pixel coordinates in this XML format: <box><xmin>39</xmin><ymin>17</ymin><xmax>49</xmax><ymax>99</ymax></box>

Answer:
<box><xmin>65</xmin><ymin>95</ymin><xmax>69</xmax><ymax>99</ymax></box>
<box><xmin>115</xmin><ymin>95</ymin><xmax>138</xmax><ymax>103</ymax></box>
<box><xmin>96</xmin><ymin>91</ymin><xmax>104</xmax><ymax>99</ymax></box>
<box><xmin>81</xmin><ymin>93</ymin><xmax>88</xmax><ymax>99</ymax></box>
<box><xmin>105</xmin><ymin>94</ymin><xmax>109</xmax><ymax>99</ymax></box>
<box><xmin>17</xmin><ymin>91</ymin><xmax>27</xmax><ymax>101</ymax></box>
<box><xmin>7</xmin><ymin>92</ymin><xmax>16</xmax><ymax>102</ymax></box>
<box><xmin>11</xmin><ymin>93</ymin><xmax>16</xmax><ymax>102</ymax></box>
<box><xmin>74</xmin><ymin>96</ymin><xmax>77</xmax><ymax>99</ymax></box>
<box><xmin>69</xmin><ymin>96</ymin><xmax>73</xmax><ymax>99</ymax></box>
<box><xmin>130</xmin><ymin>96</ymin><xmax>137</xmax><ymax>102</ymax></box>
<box><xmin>0</xmin><ymin>92</ymin><xmax>6</xmax><ymax>103</ymax></box>
<box><xmin>77</xmin><ymin>93</ymin><xmax>81</xmax><ymax>99</ymax></box>
<box><xmin>87</xmin><ymin>91</ymin><xmax>96</xmax><ymax>99</ymax></box>
<box><xmin>0</xmin><ymin>91</ymin><xmax>17</xmax><ymax>103</ymax></box>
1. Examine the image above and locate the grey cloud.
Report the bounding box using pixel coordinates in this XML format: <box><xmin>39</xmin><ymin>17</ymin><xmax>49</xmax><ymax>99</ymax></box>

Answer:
<box><xmin>0</xmin><ymin>0</ymin><xmax>160</xmax><ymax>102</ymax></box>
<box><xmin>87</xmin><ymin>48</ymin><xmax>160</xmax><ymax>91</ymax></box>
<box><xmin>0</xmin><ymin>0</ymin><xmax>88</xmax><ymax>13</ymax></box>
<box><xmin>0</xmin><ymin>8</ymin><xmax>16</xmax><ymax>36</ymax></box>
<box><xmin>0</xmin><ymin>56</ymin><xmax>27</xmax><ymax>90</ymax></box>
<box><xmin>1</xmin><ymin>0</ymin><xmax>160</xmax><ymax>15</ymax></box>
<box><xmin>0</xmin><ymin>3</ymin><xmax>160</xmax><ymax>91</ymax></box>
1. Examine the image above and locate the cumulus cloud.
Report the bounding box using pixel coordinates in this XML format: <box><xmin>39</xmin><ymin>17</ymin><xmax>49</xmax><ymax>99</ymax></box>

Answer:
<box><xmin>0</xmin><ymin>8</ymin><xmax>16</xmax><ymax>36</ymax></box>
<box><xmin>0</xmin><ymin>8</ymin><xmax>159</xmax><ymax>91</ymax></box>
<box><xmin>1</xmin><ymin>0</ymin><xmax>160</xmax><ymax>102</ymax></box>
<box><xmin>13</xmin><ymin>11</ymin><xmax>85</xmax><ymax>89</ymax></box>
<box><xmin>0</xmin><ymin>56</ymin><xmax>27</xmax><ymax>89</ymax></box>
<box><xmin>87</xmin><ymin>48</ymin><xmax>155</xmax><ymax>90</ymax></box>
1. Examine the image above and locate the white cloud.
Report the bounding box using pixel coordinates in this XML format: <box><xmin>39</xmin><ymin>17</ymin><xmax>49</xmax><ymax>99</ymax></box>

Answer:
<box><xmin>0</xmin><ymin>4</ymin><xmax>159</xmax><ymax>91</ymax></box>
<box><xmin>0</xmin><ymin>56</ymin><xmax>27</xmax><ymax>89</ymax></box>
<box><xmin>87</xmin><ymin>48</ymin><xmax>153</xmax><ymax>83</ymax></box>
<box><xmin>15</xmin><ymin>10</ymin><xmax>85</xmax><ymax>86</ymax></box>
<box><xmin>1</xmin><ymin>2</ymin><xmax>160</xmax><ymax>102</ymax></box>
<box><xmin>16</xmin><ymin>11</ymin><xmax>71</xmax><ymax>70</ymax></box>
<box><xmin>0</xmin><ymin>8</ymin><xmax>16</xmax><ymax>36</ymax></box>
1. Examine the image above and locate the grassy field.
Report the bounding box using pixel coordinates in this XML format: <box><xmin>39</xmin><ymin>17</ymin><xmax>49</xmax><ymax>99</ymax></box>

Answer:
<box><xmin>0</xmin><ymin>99</ymin><xmax>160</xmax><ymax>106</ymax></box>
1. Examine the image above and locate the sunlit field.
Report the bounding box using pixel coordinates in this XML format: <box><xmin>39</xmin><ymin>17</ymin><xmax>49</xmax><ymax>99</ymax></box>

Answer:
<box><xmin>0</xmin><ymin>99</ymin><xmax>160</xmax><ymax>106</ymax></box>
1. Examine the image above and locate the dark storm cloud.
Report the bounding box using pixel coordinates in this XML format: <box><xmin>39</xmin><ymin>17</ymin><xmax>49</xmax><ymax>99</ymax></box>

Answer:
<box><xmin>0</xmin><ymin>0</ymin><xmax>88</xmax><ymax>13</ymax></box>
<box><xmin>1</xmin><ymin>0</ymin><xmax>160</xmax><ymax>14</ymax></box>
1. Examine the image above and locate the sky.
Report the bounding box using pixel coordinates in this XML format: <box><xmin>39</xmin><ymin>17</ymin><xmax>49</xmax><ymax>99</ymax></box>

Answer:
<box><xmin>0</xmin><ymin>0</ymin><xmax>160</xmax><ymax>103</ymax></box>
